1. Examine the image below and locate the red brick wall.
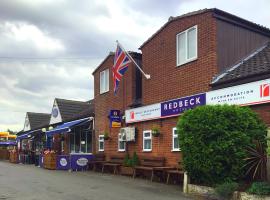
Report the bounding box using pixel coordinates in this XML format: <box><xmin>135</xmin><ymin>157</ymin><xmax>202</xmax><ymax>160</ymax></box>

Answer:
<box><xmin>141</xmin><ymin>11</ymin><xmax>218</xmax><ymax>105</ymax></box>
<box><xmin>251</xmin><ymin>104</ymin><xmax>270</xmax><ymax>127</ymax></box>
<box><xmin>93</xmin><ymin>12</ymin><xmax>220</xmax><ymax>166</ymax></box>
<box><xmin>93</xmin><ymin>54</ymin><xmax>139</xmax><ymax>160</ymax></box>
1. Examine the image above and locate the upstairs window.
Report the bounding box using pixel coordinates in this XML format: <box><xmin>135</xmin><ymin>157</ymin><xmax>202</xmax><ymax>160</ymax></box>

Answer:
<box><xmin>176</xmin><ymin>25</ymin><xmax>198</xmax><ymax>66</ymax></box>
<box><xmin>100</xmin><ymin>69</ymin><xmax>109</xmax><ymax>94</ymax></box>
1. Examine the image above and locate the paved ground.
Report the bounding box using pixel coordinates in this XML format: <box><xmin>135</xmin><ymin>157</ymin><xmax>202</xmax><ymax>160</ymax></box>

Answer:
<box><xmin>0</xmin><ymin>161</ymin><xmax>192</xmax><ymax>200</ymax></box>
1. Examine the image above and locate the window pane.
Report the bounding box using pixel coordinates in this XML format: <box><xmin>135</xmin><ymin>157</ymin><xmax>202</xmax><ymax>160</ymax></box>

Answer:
<box><xmin>174</xmin><ymin>137</ymin><xmax>179</xmax><ymax>149</ymax></box>
<box><xmin>87</xmin><ymin>132</ymin><xmax>92</xmax><ymax>153</ymax></box>
<box><xmin>80</xmin><ymin>130</ymin><xmax>86</xmax><ymax>153</ymax></box>
<box><xmin>75</xmin><ymin>128</ymin><xmax>80</xmax><ymax>153</ymax></box>
<box><xmin>119</xmin><ymin>141</ymin><xmax>125</xmax><ymax>150</ymax></box>
<box><xmin>99</xmin><ymin>141</ymin><xmax>104</xmax><ymax>150</ymax></box>
<box><xmin>144</xmin><ymin>132</ymin><xmax>150</xmax><ymax>137</ymax></box>
<box><xmin>100</xmin><ymin>71</ymin><xmax>104</xmax><ymax>93</ymax></box>
<box><xmin>105</xmin><ymin>69</ymin><xmax>109</xmax><ymax>91</ymax></box>
<box><xmin>187</xmin><ymin>28</ymin><xmax>196</xmax><ymax>59</ymax></box>
<box><xmin>144</xmin><ymin>139</ymin><xmax>151</xmax><ymax>150</ymax></box>
<box><xmin>178</xmin><ymin>33</ymin><xmax>186</xmax><ymax>64</ymax></box>
<box><xmin>70</xmin><ymin>132</ymin><xmax>75</xmax><ymax>152</ymax></box>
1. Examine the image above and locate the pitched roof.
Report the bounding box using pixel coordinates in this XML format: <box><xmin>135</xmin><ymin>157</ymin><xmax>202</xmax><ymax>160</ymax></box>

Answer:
<box><xmin>55</xmin><ymin>98</ymin><xmax>93</xmax><ymax>121</ymax></box>
<box><xmin>140</xmin><ymin>8</ymin><xmax>270</xmax><ymax>49</ymax></box>
<box><xmin>27</xmin><ymin>112</ymin><xmax>50</xmax><ymax>130</ymax></box>
<box><xmin>211</xmin><ymin>42</ymin><xmax>270</xmax><ymax>87</ymax></box>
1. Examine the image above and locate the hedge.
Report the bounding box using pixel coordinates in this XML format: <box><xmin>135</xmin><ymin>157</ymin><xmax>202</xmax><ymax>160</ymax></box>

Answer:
<box><xmin>177</xmin><ymin>105</ymin><xmax>267</xmax><ymax>185</ymax></box>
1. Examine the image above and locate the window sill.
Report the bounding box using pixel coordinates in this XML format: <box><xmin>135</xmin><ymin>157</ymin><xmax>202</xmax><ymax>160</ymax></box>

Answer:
<box><xmin>171</xmin><ymin>149</ymin><xmax>181</xmax><ymax>152</ymax></box>
<box><xmin>98</xmin><ymin>150</ymin><xmax>104</xmax><ymax>152</ymax></box>
<box><xmin>99</xmin><ymin>90</ymin><xmax>109</xmax><ymax>95</ymax></box>
<box><xmin>118</xmin><ymin>150</ymin><xmax>126</xmax><ymax>152</ymax></box>
<box><xmin>177</xmin><ymin>57</ymin><xmax>197</xmax><ymax>67</ymax></box>
<box><xmin>143</xmin><ymin>150</ymin><xmax>152</xmax><ymax>152</ymax></box>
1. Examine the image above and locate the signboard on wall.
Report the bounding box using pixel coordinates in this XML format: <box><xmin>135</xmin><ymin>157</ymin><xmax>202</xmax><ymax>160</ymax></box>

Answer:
<box><xmin>161</xmin><ymin>93</ymin><xmax>206</xmax><ymax>118</ymax></box>
<box><xmin>207</xmin><ymin>78</ymin><xmax>270</xmax><ymax>106</ymax></box>
<box><xmin>109</xmin><ymin>110</ymin><xmax>121</xmax><ymax>128</ymax></box>
<box><xmin>125</xmin><ymin>103</ymin><xmax>161</xmax><ymax>123</ymax></box>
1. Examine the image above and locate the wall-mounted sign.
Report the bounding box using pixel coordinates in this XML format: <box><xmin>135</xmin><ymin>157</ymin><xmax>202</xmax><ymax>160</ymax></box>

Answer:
<box><xmin>125</xmin><ymin>103</ymin><xmax>161</xmax><ymax>123</ymax></box>
<box><xmin>109</xmin><ymin>110</ymin><xmax>121</xmax><ymax>128</ymax></box>
<box><xmin>60</xmin><ymin>158</ymin><xmax>68</xmax><ymax>167</ymax></box>
<box><xmin>161</xmin><ymin>93</ymin><xmax>206</xmax><ymax>118</ymax></box>
<box><xmin>207</xmin><ymin>78</ymin><xmax>270</xmax><ymax>106</ymax></box>
<box><xmin>52</xmin><ymin>107</ymin><xmax>59</xmax><ymax>118</ymax></box>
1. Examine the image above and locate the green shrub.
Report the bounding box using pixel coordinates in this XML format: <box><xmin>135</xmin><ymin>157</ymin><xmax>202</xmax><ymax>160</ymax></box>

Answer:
<box><xmin>247</xmin><ymin>182</ymin><xmax>270</xmax><ymax>195</ymax></box>
<box><xmin>177</xmin><ymin>105</ymin><xmax>267</xmax><ymax>185</ymax></box>
<box><xmin>132</xmin><ymin>152</ymin><xmax>139</xmax><ymax>166</ymax></box>
<box><xmin>123</xmin><ymin>154</ymin><xmax>130</xmax><ymax>167</ymax></box>
<box><xmin>123</xmin><ymin>152</ymin><xmax>139</xmax><ymax>167</ymax></box>
<box><xmin>215</xmin><ymin>181</ymin><xmax>238</xmax><ymax>199</ymax></box>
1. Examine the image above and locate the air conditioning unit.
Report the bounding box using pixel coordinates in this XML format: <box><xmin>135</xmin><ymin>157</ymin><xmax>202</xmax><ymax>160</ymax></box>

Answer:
<box><xmin>125</xmin><ymin>127</ymin><xmax>135</xmax><ymax>142</ymax></box>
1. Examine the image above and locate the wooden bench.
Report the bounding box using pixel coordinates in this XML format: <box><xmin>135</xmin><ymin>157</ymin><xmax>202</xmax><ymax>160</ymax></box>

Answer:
<box><xmin>166</xmin><ymin>163</ymin><xmax>184</xmax><ymax>184</ymax></box>
<box><xmin>133</xmin><ymin>156</ymin><xmax>166</xmax><ymax>181</ymax></box>
<box><xmin>88</xmin><ymin>153</ymin><xmax>106</xmax><ymax>171</ymax></box>
<box><xmin>102</xmin><ymin>154</ymin><xmax>125</xmax><ymax>174</ymax></box>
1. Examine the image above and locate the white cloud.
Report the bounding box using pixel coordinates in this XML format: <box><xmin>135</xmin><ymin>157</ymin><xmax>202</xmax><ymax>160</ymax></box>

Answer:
<box><xmin>3</xmin><ymin>22</ymin><xmax>65</xmax><ymax>52</ymax></box>
<box><xmin>0</xmin><ymin>0</ymin><xmax>269</xmax><ymax>132</ymax></box>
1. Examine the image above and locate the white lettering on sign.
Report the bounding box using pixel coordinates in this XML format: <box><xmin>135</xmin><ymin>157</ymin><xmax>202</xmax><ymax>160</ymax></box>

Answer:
<box><xmin>207</xmin><ymin>78</ymin><xmax>270</xmax><ymax>106</ymax></box>
<box><xmin>76</xmin><ymin>158</ymin><xmax>88</xmax><ymax>166</ymax></box>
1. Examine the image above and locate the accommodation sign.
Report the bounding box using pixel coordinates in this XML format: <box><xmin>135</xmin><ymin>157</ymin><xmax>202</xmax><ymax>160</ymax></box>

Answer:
<box><xmin>206</xmin><ymin>78</ymin><xmax>270</xmax><ymax>106</ymax></box>
<box><xmin>109</xmin><ymin>110</ymin><xmax>121</xmax><ymax>128</ymax></box>
<box><xmin>161</xmin><ymin>93</ymin><xmax>206</xmax><ymax>118</ymax></box>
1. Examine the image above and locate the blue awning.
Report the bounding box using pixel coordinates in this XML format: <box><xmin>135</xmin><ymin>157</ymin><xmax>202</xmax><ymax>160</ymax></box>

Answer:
<box><xmin>0</xmin><ymin>141</ymin><xmax>17</xmax><ymax>146</ymax></box>
<box><xmin>46</xmin><ymin>118</ymin><xmax>90</xmax><ymax>137</ymax></box>
<box><xmin>16</xmin><ymin>129</ymin><xmax>41</xmax><ymax>140</ymax></box>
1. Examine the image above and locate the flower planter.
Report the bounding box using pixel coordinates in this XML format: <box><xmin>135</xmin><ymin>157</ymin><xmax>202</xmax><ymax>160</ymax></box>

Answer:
<box><xmin>238</xmin><ymin>192</ymin><xmax>270</xmax><ymax>200</ymax></box>
<box><xmin>120</xmin><ymin>166</ymin><xmax>134</xmax><ymax>176</ymax></box>
<box><xmin>187</xmin><ymin>184</ymin><xmax>270</xmax><ymax>200</ymax></box>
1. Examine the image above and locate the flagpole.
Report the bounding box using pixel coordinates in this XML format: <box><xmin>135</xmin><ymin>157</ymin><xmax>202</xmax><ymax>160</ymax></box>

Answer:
<box><xmin>116</xmin><ymin>40</ymin><xmax>151</xmax><ymax>80</ymax></box>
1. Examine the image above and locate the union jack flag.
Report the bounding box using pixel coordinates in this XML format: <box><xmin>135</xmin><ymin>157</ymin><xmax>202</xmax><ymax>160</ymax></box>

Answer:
<box><xmin>112</xmin><ymin>44</ymin><xmax>132</xmax><ymax>94</ymax></box>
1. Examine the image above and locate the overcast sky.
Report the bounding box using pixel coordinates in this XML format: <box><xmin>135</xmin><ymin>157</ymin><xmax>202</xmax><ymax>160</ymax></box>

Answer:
<box><xmin>0</xmin><ymin>0</ymin><xmax>269</xmax><ymax>132</ymax></box>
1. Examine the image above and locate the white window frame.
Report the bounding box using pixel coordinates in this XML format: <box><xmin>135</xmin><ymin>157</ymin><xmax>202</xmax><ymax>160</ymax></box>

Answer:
<box><xmin>118</xmin><ymin>133</ymin><xmax>126</xmax><ymax>152</ymax></box>
<box><xmin>100</xmin><ymin>69</ymin><xmax>109</xmax><ymax>94</ymax></box>
<box><xmin>172</xmin><ymin>127</ymin><xmax>180</xmax><ymax>151</ymax></box>
<box><xmin>143</xmin><ymin>130</ymin><xmax>152</xmax><ymax>152</ymax></box>
<box><xmin>98</xmin><ymin>135</ymin><xmax>104</xmax><ymax>152</ymax></box>
<box><xmin>176</xmin><ymin>25</ymin><xmax>198</xmax><ymax>66</ymax></box>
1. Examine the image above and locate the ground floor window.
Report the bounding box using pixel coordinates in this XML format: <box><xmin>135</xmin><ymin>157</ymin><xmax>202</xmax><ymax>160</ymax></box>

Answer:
<box><xmin>143</xmin><ymin>130</ymin><xmax>152</xmax><ymax>152</ymax></box>
<box><xmin>69</xmin><ymin>124</ymin><xmax>92</xmax><ymax>153</ymax></box>
<box><xmin>99</xmin><ymin>135</ymin><xmax>104</xmax><ymax>151</ymax></box>
<box><xmin>118</xmin><ymin>133</ymin><xmax>126</xmax><ymax>152</ymax></box>
<box><xmin>172</xmin><ymin>127</ymin><xmax>180</xmax><ymax>151</ymax></box>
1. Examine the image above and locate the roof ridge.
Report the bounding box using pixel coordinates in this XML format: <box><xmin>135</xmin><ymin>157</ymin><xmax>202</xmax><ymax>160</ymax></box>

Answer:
<box><xmin>211</xmin><ymin>42</ymin><xmax>269</xmax><ymax>84</ymax></box>
<box><xmin>27</xmin><ymin>112</ymin><xmax>50</xmax><ymax>115</ymax></box>
<box><xmin>55</xmin><ymin>98</ymin><xmax>89</xmax><ymax>104</ymax></box>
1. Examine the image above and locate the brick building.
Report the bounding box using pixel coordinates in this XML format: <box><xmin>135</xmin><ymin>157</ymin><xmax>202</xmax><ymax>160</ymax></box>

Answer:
<box><xmin>92</xmin><ymin>8</ymin><xmax>270</xmax><ymax>166</ymax></box>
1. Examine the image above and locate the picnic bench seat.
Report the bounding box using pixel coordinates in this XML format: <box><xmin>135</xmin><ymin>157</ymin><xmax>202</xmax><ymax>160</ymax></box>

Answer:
<box><xmin>133</xmin><ymin>156</ymin><xmax>167</xmax><ymax>181</ymax></box>
<box><xmin>88</xmin><ymin>153</ymin><xmax>106</xmax><ymax>171</ymax></box>
<box><xmin>102</xmin><ymin>154</ymin><xmax>125</xmax><ymax>174</ymax></box>
<box><xmin>166</xmin><ymin>164</ymin><xmax>184</xmax><ymax>184</ymax></box>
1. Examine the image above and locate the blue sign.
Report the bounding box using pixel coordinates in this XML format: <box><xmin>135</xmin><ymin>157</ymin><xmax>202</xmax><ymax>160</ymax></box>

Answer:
<box><xmin>161</xmin><ymin>93</ymin><xmax>206</xmax><ymax>117</ymax></box>
<box><xmin>109</xmin><ymin>110</ymin><xmax>121</xmax><ymax>128</ymax></box>
<box><xmin>56</xmin><ymin>155</ymin><xmax>70</xmax><ymax>170</ymax></box>
<box><xmin>70</xmin><ymin>154</ymin><xmax>93</xmax><ymax>171</ymax></box>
